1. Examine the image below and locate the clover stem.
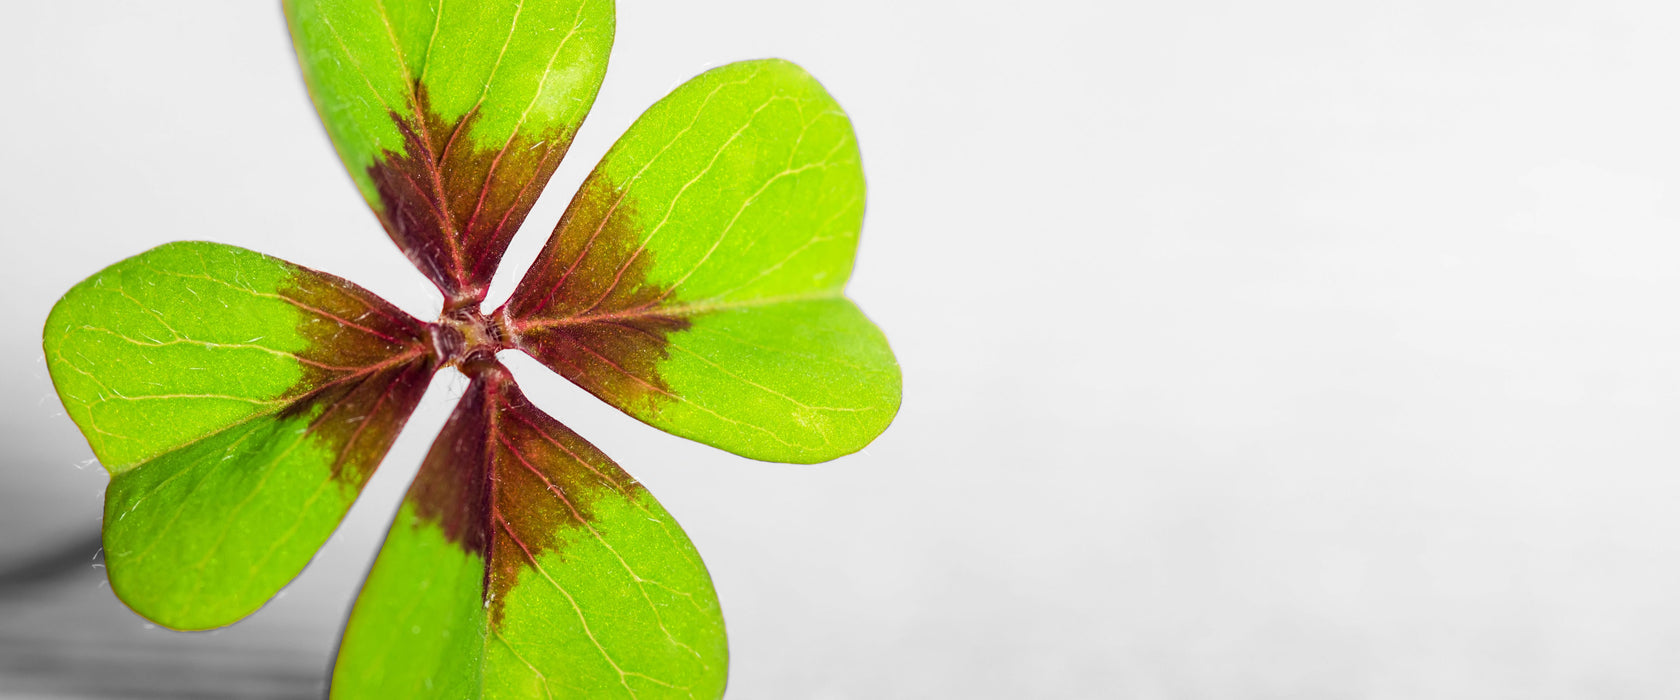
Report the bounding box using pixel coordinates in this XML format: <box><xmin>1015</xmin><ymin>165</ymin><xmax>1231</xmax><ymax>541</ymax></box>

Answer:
<box><xmin>429</xmin><ymin>303</ymin><xmax>513</xmax><ymax>375</ymax></box>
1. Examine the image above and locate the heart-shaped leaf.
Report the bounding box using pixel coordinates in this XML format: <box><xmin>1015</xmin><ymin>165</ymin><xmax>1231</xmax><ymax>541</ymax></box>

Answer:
<box><xmin>43</xmin><ymin>242</ymin><xmax>434</xmax><ymax>630</ymax></box>
<box><xmin>503</xmin><ymin>59</ymin><xmax>901</xmax><ymax>463</ymax></box>
<box><xmin>332</xmin><ymin>366</ymin><xmax>726</xmax><ymax>699</ymax></box>
<box><xmin>285</xmin><ymin>0</ymin><xmax>615</xmax><ymax>305</ymax></box>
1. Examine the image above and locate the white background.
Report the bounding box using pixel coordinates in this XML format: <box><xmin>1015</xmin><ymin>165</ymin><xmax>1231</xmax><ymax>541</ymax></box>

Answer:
<box><xmin>6</xmin><ymin>1</ymin><xmax>1680</xmax><ymax>697</ymax></box>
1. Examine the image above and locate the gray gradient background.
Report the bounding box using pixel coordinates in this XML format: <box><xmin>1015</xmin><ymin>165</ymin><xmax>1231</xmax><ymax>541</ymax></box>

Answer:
<box><xmin>5</xmin><ymin>1</ymin><xmax>1680</xmax><ymax>698</ymax></box>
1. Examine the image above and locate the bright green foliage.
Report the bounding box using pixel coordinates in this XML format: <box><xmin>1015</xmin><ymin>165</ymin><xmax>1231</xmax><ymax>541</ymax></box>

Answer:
<box><xmin>505</xmin><ymin>60</ymin><xmax>901</xmax><ymax>463</ymax></box>
<box><xmin>44</xmin><ymin>1</ymin><xmax>896</xmax><ymax>696</ymax></box>
<box><xmin>285</xmin><ymin>0</ymin><xmax>615</xmax><ymax>301</ymax></box>
<box><xmin>103</xmin><ymin>406</ymin><xmax>372</xmax><ymax>630</ymax></box>
<box><xmin>44</xmin><ymin>242</ymin><xmax>432</xmax><ymax>629</ymax></box>
<box><xmin>284</xmin><ymin>0</ymin><xmax>611</xmax><ymax>211</ymax></box>
<box><xmin>651</xmin><ymin>298</ymin><xmax>899</xmax><ymax>463</ymax></box>
<box><xmin>333</xmin><ymin>370</ymin><xmax>725</xmax><ymax>699</ymax></box>
<box><xmin>333</xmin><ymin>501</ymin><xmax>489</xmax><ymax>697</ymax></box>
<box><xmin>48</xmin><ymin>242</ymin><xmax>315</xmax><ymax>471</ymax></box>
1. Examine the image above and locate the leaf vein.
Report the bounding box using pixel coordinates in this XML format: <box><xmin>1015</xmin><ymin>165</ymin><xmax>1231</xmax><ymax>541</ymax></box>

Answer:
<box><xmin>575</xmin><ymin>95</ymin><xmax>796</xmax><ymax>316</ymax></box>
<box><xmin>522</xmin><ymin>67</ymin><xmax>768</xmax><ymax>318</ymax></box>
<box><xmin>495</xmin><ymin>515</ymin><xmax>642</xmax><ymax>698</ymax></box>
<box><xmin>498</xmin><ymin>433</ymin><xmax>708</xmax><ymax>667</ymax></box>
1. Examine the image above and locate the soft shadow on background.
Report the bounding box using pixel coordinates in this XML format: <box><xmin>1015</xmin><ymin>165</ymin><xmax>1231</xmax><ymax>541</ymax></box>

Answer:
<box><xmin>8</xmin><ymin>1</ymin><xmax>1680</xmax><ymax>698</ymax></box>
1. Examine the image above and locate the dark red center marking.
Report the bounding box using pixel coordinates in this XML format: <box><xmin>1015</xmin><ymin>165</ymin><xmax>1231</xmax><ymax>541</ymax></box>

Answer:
<box><xmin>277</xmin><ymin>269</ymin><xmax>434</xmax><ymax>489</ymax></box>
<box><xmin>501</xmin><ymin>179</ymin><xmax>693</xmax><ymax>415</ymax></box>
<box><xmin>367</xmin><ymin>87</ymin><xmax>580</xmax><ymax>308</ymax></box>
<box><xmin>405</xmin><ymin>364</ymin><xmax>643</xmax><ymax>623</ymax></box>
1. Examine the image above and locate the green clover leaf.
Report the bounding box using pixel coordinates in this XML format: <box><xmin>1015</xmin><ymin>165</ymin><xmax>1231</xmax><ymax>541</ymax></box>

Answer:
<box><xmin>41</xmin><ymin>1</ymin><xmax>900</xmax><ymax>697</ymax></box>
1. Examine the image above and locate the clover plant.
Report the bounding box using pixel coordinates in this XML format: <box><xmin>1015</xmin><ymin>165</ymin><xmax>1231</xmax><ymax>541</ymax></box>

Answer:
<box><xmin>40</xmin><ymin>0</ymin><xmax>900</xmax><ymax>696</ymax></box>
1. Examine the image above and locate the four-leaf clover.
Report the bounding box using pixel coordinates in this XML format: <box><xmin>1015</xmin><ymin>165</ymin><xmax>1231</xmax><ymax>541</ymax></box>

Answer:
<box><xmin>41</xmin><ymin>0</ymin><xmax>900</xmax><ymax>696</ymax></box>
